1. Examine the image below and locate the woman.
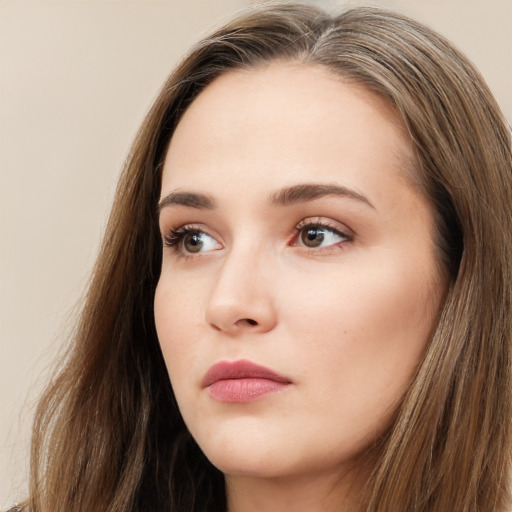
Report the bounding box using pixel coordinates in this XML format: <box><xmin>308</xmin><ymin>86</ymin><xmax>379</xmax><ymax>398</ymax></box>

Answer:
<box><xmin>17</xmin><ymin>3</ymin><xmax>512</xmax><ymax>511</ymax></box>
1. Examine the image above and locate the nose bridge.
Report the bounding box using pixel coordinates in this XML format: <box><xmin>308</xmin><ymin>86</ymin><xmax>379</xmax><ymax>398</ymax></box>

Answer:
<box><xmin>205</xmin><ymin>236</ymin><xmax>277</xmax><ymax>333</ymax></box>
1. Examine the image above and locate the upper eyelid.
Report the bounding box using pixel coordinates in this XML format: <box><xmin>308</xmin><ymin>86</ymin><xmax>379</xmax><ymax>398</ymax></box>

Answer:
<box><xmin>161</xmin><ymin>222</ymin><xmax>215</xmax><ymax>236</ymax></box>
<box><xmin>294</xmin><ymin>218</ymin><xmax>353</xmax><ymax>237</ymax></box>
<box><xmin>161</xmin><ymin>218</ymin><xmax>350</xmax><ymax>235</ymax></box>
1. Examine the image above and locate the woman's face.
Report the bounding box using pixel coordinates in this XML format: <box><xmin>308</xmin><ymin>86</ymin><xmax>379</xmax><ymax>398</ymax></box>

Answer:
<box><xmin>155</xmin><ymin>63</ymin><xmax>446</xmax><ymax>481</ymax></box>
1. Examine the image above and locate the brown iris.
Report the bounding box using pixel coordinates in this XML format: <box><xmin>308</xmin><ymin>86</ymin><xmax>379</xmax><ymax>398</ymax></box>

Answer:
<box><xmin>301</xmin><ymin>228</ymin><xmax>325</xmax><ymax>248</ymax></box>
<box><xmin>183</xmin><ymin>232</ymin><xmax>204</xmax><ymax>253</ymax></box>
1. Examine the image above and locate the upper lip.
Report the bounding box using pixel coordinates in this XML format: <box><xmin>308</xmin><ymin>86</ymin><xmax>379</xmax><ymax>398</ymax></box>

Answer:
<box><xmin>201</xmin><ymin>359</ymin><xmax>292</xmax><ymax>387</ymax></box>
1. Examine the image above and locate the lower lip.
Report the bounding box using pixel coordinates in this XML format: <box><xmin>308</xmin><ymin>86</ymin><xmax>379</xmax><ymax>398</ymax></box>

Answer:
<box><xmin>208</xmin><ymin>378</ymin><xmax>290</xmax><ymax>403</ymax></box>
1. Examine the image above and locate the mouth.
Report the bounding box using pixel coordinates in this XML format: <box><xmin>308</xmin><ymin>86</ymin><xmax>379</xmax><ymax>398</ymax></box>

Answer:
<box><xmin>201</xmin><ymin>359</ymin><xmax>292</xmax><ymax>403</ymax></box>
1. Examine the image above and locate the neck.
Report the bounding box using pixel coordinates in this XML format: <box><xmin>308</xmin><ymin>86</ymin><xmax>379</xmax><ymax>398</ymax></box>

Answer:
<box><xmin>225</xmin><ymin>468</ymin><xmax>363</xmax><ymax>512</ymax></box>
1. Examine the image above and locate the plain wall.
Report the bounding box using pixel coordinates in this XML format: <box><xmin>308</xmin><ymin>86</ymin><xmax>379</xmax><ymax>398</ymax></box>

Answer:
<box><xmin>1</xmin><ymin>0</ymin><xmax>510</xmax><ymax>507</ymax></box>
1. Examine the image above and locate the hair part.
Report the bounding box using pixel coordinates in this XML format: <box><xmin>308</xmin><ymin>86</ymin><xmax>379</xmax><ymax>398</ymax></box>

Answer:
<box><xmin>26</xmin><ymin>4</ymin><xmax>512</xmax><ymax>511</ymax></box>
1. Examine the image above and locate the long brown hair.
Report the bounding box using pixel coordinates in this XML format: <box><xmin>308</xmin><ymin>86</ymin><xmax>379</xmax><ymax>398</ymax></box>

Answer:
<box><xmin>26</xmin><ymin>4</ymin><xmax>512</xmax><ymax>511</ymax></box>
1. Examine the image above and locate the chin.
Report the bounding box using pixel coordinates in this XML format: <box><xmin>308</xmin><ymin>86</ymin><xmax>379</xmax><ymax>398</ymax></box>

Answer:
<box><xmin>194</xmin><ymin>432</ymin><xmax>332</xmax><ymax>481</ymax></box>
<box><xmin>200</xmin><ymin>438</ymin><xmax>283</xmax><ymax>477</ymax></box>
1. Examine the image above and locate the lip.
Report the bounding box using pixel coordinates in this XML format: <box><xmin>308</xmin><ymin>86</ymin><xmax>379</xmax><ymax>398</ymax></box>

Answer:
<box><xmin>202</xmin><ymin>359</ymin><xmax>292</xmax><ymax>403</ymax></box>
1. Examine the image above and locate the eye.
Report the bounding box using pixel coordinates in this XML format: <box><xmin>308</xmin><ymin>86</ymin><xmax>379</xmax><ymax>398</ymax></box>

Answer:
<box><xmin>182</xmin><ymin>231</ymin><xmax>218</xmax><ymax>253</ymax></box>
<box><xmin>164</xmin><ymin>226</ymin><xmax>221</xmax><ymax>254</ymax></box>
<box><xmin>294</xmin><ymin>221</ymin><xmax>351</xmax><ymax>249</ymax></box>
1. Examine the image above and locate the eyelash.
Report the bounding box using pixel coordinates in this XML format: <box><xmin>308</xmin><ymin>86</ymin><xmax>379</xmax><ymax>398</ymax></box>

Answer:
<box><xmin>292</xmin><ymin>219</ymin><xmax>352</xmax><ymax>249</ymax></box>
<box><xmin>163</xmin><ymin>219</ymin><xmax>353</xmax><ymax>256</ymax></box>
<box><xmin>163</xmin><ymin>225</ymin><xmax>203</xmax><ymax>249</ymax></box>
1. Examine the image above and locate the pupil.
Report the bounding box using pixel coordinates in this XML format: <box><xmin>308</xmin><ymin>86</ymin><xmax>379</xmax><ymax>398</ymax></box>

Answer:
<box><xmin>302</xmin><ymin>228</ymin><xmax>324</xmax><ymax>247</ymax></box>
<box><xmin>184</xmin><ymin>233</ymin><xmax>203</xmax><ymax>253</ymax></box>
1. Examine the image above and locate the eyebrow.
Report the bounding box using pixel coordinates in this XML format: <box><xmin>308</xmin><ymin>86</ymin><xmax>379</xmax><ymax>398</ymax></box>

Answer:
<box><xmin>158</xmin><ymin>183</ymin><xmax>374</xmax><ymax>213</ymax></box>
<box><xmin>269</xmin><ymin>183</ymin><xmax>375</xmax><ymax>209</ymax></box>
<box><xmin>158</xmin><ymin>191</ymin><xmax>216</xmax><ymax>212</ymax></box>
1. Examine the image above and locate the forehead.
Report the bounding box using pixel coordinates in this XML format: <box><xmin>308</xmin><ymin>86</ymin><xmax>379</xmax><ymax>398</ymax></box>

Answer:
<box><xmin>161</xmin><ymin>62</ymin><xmax>416</xmax><ymax>204</ymax></box>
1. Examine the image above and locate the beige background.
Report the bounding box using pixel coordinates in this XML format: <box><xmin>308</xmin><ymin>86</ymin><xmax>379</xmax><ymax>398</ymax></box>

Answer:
<box><xmin>1</xmin><ymin>0</ymin><xmax>510</xmax><ymax>507</ymax></box>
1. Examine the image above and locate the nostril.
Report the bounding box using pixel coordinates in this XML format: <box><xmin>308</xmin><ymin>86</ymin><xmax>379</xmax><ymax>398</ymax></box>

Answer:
<box><xmin>208</xmin><ymin>317</ymin><xmax>261</xmax><ymax>332</ymax></box>
<box><xmin>232</xmin><ymin>318</ymin><xmax>258</xmax><ymax>329</ymax></box>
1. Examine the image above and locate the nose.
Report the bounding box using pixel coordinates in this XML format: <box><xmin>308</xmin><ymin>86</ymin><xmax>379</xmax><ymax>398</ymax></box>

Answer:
<box><xmin>205</xmin><ymin>245</ymin><xmax>278</xmax><ymax>335</ymax></box>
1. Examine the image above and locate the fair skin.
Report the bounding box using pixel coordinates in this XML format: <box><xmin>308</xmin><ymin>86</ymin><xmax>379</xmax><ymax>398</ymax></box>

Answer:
<box><xmin>154</xmin><ymin>63</ymin><xmax>446</xmax><ymax>511</ymax></box>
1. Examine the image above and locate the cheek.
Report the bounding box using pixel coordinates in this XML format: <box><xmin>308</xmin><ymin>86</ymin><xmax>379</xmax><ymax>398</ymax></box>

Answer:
<box><xmin>279</xmin><ymin>256</ymin><xmax>438</xmax><ymax>414</ymax></box>
<box><xmin>284</xmin><ymin>260</ymin><xmax>435</xmax><ymax>340</ymax></box>
<box><xmin>154</xmin><ymin>276</ymin><xmax>202</xmax><ymax>382</ymax></box>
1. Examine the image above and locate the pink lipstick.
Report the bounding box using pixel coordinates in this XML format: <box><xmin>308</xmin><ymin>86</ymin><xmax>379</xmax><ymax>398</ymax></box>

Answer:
<box><xmin>202</xmin><ymin>360</ymin><xmax>292</xmax><ymax>403</ymax></box>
